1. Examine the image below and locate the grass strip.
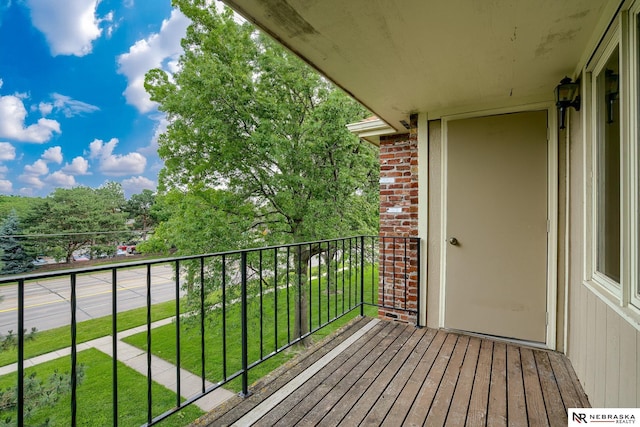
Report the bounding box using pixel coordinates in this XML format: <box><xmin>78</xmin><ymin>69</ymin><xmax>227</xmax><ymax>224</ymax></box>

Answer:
<box><xmin>0</xmin><ymin>300</ymin><xmax>180</xmax><ymax>367</ymax></box>
<box><xmin>0</xmin><ymin>348</ymin><xmax>203</xmax><ymax>426</ymax></box>
<box><xmin>124</xmin><ymin>266</ymin><xmax>379</xmax><ymax>393</ymax></box>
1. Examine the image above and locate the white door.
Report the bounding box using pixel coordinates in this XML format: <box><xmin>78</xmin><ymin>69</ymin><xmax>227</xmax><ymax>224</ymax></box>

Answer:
<box><xmin>444</xmin><ymin>111</ymin><xmax>548</xmax><ymax>343</ymax></box>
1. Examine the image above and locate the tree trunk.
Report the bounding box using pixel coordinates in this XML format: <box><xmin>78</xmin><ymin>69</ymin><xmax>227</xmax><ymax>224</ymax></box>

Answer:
<box><xmin>293</xmin><ymin>245</ymin><xmax>310</xmax><ymax>345</ymax></box>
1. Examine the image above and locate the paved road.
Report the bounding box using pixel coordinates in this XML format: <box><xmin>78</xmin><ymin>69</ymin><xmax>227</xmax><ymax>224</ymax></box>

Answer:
<box><xmin>0</xmin><ymin>264</ymin><xmax>179</xmax><ymax>333</ymax></box>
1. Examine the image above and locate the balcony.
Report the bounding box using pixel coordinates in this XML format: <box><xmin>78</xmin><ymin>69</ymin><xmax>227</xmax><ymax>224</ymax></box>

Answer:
<box><xmin>0</xmin><ymin>235</ymin><xmax>588</xmax><ymax>426</ymax></box>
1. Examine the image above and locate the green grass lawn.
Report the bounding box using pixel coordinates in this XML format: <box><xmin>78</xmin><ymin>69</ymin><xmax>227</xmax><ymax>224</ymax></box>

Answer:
<box><xmin>0</xmin><ymin>348</ymin><xmax>203</xmax><ymax>426</ymax></box>
<box><xmin>124</xmin><ymin>265</ymin><xmax>379</xmax><ymax>393</ymax></box>
<box><xmin>0</xmin><ymin>300</ymin><xmax>180</xmax><ymax>367</ymax></box>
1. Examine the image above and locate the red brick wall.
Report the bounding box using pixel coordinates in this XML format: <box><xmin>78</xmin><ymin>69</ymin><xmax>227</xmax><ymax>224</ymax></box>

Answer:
<box><xmin>378</xmin><ymin>114</ymin><xmax>419</xmax><ymax>323</ymax></box>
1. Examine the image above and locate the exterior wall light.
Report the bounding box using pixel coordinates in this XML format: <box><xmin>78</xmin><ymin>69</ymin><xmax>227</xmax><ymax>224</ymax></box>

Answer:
<box><xmin>605</xmin><ymin>69</ymin><xmax>619</xmax><ymax>124</ymax></box>
<box><xmin>555</xmin><ymin>77</ymin><xmax>581</xmax><ymax>130</ymax></box>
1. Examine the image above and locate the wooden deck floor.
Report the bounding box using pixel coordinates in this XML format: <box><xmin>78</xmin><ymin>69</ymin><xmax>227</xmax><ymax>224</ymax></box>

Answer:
<box><xmin>194</xmin><ymin>317</ymin><xmax>590</xmax><ymax>427</ymax></box>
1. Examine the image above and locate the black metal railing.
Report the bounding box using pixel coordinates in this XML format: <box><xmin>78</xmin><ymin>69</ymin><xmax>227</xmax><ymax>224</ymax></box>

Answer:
<box><xmin>0</xmin><ymin>235</ymin><xmax>419</xmax><ymax>426</ymax></box>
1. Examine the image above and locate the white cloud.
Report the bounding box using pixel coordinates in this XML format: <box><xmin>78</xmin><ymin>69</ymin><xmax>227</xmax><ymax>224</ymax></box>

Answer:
<box><xmin>0</xmin><ymin>79</ymin><xmax>3</xmax><ymax>89</ymax></box>
<box><xmin>38</xmin><ymin>102</ymin><xmax>53</xmax><ymax>116</ymax></box>
<box><xmin>0</xmin><ymin>142</ymin><xmax>15</xmax><ymax>161</ymax></box>
<box><xmin>0</xmin><ymin>180</ymin><xmax>12</xmax><ymax>193</ymax></box>
<box><xmin>51</xmin><ymin>93</ymin><xmax>99</xmax><ymax>117</ymax></box>
<box><xmin>117</xmin><ymin>9</ymin><xmax>190</xmax><ymax>113</ymax></box>
<box><xmin>0</xmin><ymin>165</ymin><xmax>8</xmax><ymax>177</ymax></box>
<box><xmin>47</xmin><ymin>171</ymin><xmax>76</xmax><ymax>187</ymax></box>
<box><xmin>42</xmin><ymin>146</ymin><xmax>63</xmax><ymax>164</ymax></box>
<box><xmin>0</xmin><ymin>94</ymin><xmax>61</xmax><ymax>143</ymax></box>
<box><xmin>122</xmin><ymin>176</ymin><xmax>155</xmax><ymax>193</ymax></box>
<box><xmin>24</xmin><ymin>159</ymin><xmax>48</xmax><ymax>175</ymax></box>
<box><xmin>26</xmin><ymin>0</ymin><xmax>103</xmax><ymax>57</ymax></box>
<box><xmin>139</xmin><ymin>116</ymin><xmax>167</xmax><ymax>155</ymax></box>
<box><xmin>62</xmin><ymin>156</ymin><xmax>90</xmax><ymax>175</ymax></box>
<box><xmin>18</xmin><ymin>174</ymin><xmax>44</xmax><ymax>189</ymax></box>
<box><xmin>88</xmin><ymin>138</ymin><xmax>146</xmax><ymax>176</ymax></box>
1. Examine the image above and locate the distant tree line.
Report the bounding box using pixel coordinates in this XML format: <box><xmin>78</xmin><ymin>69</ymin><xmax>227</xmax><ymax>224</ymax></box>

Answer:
<box><xmin>0</xmin><ymin>185</ymin><xmax>159</xmax><ymax>275</ymax></box>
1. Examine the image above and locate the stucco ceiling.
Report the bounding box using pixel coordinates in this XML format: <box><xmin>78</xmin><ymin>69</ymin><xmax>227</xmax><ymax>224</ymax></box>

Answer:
<box><xmin>222</xmin><ymin>0</ymin><xmax>617</xmax><ymax>131</ymax></box>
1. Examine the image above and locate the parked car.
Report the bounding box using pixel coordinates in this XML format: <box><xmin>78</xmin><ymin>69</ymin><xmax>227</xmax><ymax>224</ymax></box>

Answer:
<box><xmin>32</xmin><ymin>257</ymin><xmax>47</xmax><ymax>266</ymax></box>
<box><xmin>117</xmin><ymin>243</ymin><xmax>138</xmax><ymax>254</ymax></box>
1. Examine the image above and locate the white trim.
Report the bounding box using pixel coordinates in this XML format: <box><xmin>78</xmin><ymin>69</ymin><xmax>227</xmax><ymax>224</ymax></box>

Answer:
<box><xmin>563</xmin><ymin>111</ymin><xmax>572</xmax><ymax>353</ymax></box>
<box><xmin>346</xmin><ymin>117</ymin><xmax>398</xmax><ymax>145</ymax></box>
<box><xmin>417</xmin><ymin>112</ymin><xmax>429</xmax><ymax>327</ymax></box>
<box><xmin>628</xmin><ymin>4</ymin><xmax>640</xmax><ymax>311</ymax></box>
<box><xmin>438</xmin><ymin>103</ymin><xmax>559</xmax><ymax>349</ymax></box>
<box><xmin>547</xmin><ymin>103</ymin><xmax>559</xmax><ymax>350</ymax></box>
<box><xmin>438</xmin><ymin>119</ymin><xmax>448</xmax><ymax>329</ymax></box>
<box><xmin>581</xmin><ymin>7</ymin><xmax>640</xmax><ymax>329</ymax></box>
<box><xmin>428</xmin><ymin>97</ymin><xmax>552</xmax><ymax>121</ymax></box>
<box><xmin>585</xmin><ymin>23</ymin><xmax>623</xmax><ymax>299</ymax></box>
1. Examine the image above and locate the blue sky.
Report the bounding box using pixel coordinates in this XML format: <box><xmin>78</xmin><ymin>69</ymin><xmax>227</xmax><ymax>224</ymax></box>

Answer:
<box><xmin>0</xmin><ymin>0</ymin><xmax>193</xmax><ymax>198</ymax></box>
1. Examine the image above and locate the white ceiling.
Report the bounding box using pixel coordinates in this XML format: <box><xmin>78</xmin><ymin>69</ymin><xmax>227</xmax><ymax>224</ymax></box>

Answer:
<box><xmin>223</xmin><ymin>0</ymin><xmax>618</xmax><ymax>131</ymax></box>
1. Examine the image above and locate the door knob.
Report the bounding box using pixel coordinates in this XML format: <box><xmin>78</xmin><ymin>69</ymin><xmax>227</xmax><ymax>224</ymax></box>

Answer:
<box><xmin>448</xmin><ymin>237</ymin><xmax>458</xmax><ymax>246</ymax></box>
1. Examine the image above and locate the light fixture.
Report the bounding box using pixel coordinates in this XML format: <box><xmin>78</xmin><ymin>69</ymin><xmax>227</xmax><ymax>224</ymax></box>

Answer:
<box><xmin>605</xmin><ymin>69</ymin><xmax>619</xmax><ymax>124</ymax></box>
<box><xmin>555</xmin><ymin>77</ymin><xmax>581</xmax><ymax>130</ymax></box>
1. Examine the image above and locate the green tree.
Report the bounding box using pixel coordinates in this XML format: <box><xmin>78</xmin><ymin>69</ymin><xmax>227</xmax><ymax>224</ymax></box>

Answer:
<box><xmin>0</xmin><ymin>196</ymin><xmax>43</xmax><ymax>222</ymax></box>
<box><xmin>0</xmin><ymin>210</ymin><xmax>35</xmax><ymax>275</ymax></box>
<box><xmin>125</xmin><ymin>189</ymin><xmax>157</xmax><ymax>239</ymax></box>
<box><xmin>26</xmin><ymin>185</ymin><xmax>129</xmax><ymax>263</ymax></box>
<box><xmin>145</xmin><ymin>1</ymin><xmax>379</xmax><ymax>339</ymax></box>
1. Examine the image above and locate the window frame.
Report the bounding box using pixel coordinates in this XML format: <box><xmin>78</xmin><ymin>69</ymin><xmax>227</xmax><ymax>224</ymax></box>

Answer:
<box><xmin>630</xmin><ymin>3</ymin><xmax>640</xmax><ymax>310</ymax></box>
<box><xmin>586</xmin><ymin>23</ymin><xmax>625</xmax><ymax>301</ymax></box>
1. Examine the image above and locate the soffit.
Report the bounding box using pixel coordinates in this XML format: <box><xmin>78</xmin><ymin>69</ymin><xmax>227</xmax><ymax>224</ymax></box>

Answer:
<box><xmin>223</xmin><ymin>0</ymin><xmax>616</xmax><ymax>131</ymax></box>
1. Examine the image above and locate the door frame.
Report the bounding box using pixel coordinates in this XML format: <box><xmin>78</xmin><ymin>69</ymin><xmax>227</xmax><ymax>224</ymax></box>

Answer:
<box><xmin>438</xmin><ymin>103</ymin><xmax>558</xmax><ymax>350</ymax></box>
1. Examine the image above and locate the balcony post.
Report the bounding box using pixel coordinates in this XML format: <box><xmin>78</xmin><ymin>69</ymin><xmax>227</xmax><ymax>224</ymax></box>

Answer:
<box><xmin>416</xmin><ymin>238</ymin><xmax>422</xmax><ymax>328</ymax></box>
<box><xmin>17</xmin><ymin>279</ymin><xmax>24</xmax><ymax>427</ymax></box>
<box><xmin>240</xmin><ymin>251</ymin><xmax>251</xmax><ymax>397</ymax></box>
<box><xmin>360</xmin><ymin>236</ymin><xmax>365</xmax><ymax>317</ymax></box>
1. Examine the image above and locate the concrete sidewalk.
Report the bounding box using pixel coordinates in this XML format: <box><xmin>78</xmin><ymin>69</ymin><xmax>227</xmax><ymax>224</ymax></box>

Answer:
<box><xmin>0</xmin><ymin>316</ymin><xmax>235</xmax><ymax>412</ymax></box>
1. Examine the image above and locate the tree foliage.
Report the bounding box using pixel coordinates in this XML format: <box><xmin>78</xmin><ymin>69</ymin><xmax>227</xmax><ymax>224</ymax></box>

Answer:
<box><xmin>25</xmin><ymin>184</ymin><xmax>129</xmax><ymax>263</ymax></box>
<box><xmin>145</xmin><ymin>1</ymin><xmax>378</xmax><ymax>250</ymax></box>
<box><xmin>125</xmin><ymin>189</ymin><xmax>157</xmax><ymax>238</ymax></box>
<box><xmin>0</xmin><ymin>210</ymin><xmax>34</xmax><ymax>275</ymax></box>
<box><xmin>145</xmin><ymin>1</ymin><xmax>379</xmax><ymax>340</ymax></box>
<box><xmin>0</xmin><ymin>197</ymin><xmax>43</xmax><ymax>224</ymax></box>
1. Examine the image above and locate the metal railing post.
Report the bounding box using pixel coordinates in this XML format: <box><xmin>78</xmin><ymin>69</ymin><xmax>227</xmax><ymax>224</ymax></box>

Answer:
<box><xmin>175</xmin><ymin>261</ymin><xmax>181</xmax><ymax>407</ymax></box>
<box><xmin>17</xmin><ymin>279</ymin><xmax>24</xmax><ymax>427</ymax></box>
<box><xmin>416</xmin><ymin>238</ymin><xmax>422</xmax><ymax>328</ymax></box>
<box><xmin>360</xmin><ymin>235</ymin><xmax>365</xmax><ymax>317</ymax></box>
<box><xmin>240</xmin><ymin>251</ymin><xmax>250</xmax><ymax>397</ymax></box>
<box><xmin>146</xmin><ymin>264</ymin><xmax>153</xmax><ymax>425</ymax></box>
<box><xmin>70</xmin><ymin>273</ymin><xmax>77</xmax><ymax>427</ymax></box>
<box><xmin>111</xmin><ymin>268</ymin><xmax>118</xmax><ymax>426</ymax></box>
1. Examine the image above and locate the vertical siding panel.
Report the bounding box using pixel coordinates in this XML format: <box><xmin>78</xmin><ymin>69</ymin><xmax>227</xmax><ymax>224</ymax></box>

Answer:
<box><xmin>573</xmin><ymin>283</ymin><xmax>591</xmax><ymax>387</ymax></box>
<box><xmin>604</xmin><ymin>308</ymin><xmax>620</xmax><ymax>406</ymax></box>
<box><xmin>583</xmin><ymin>291</ymin><xmax>596</xmax><ymax>400</ymax></box>
<box><xmin>637</xmin><ymin>330</ymin><xmax>640</xmax><ymax>408</ymax></box>
<box><xmin>593</xmin><ymin>299</ymin><xmax>607</xmax><ymax>406</ymax></box>
<box><xmin>619</xmin><ymin>321</ymin><xmax>637</xmax><ymax>407</ymax></box>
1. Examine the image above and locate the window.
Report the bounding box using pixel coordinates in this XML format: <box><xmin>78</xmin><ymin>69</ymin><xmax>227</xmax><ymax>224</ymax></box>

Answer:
<box><xmin>586</xmin><ymin>6</ymin><xmax>640</xmax><ymax>315</ymax></box>
<box><xmin>595</xmin><ymin>47</ymin><xmax>621</xmax><ymax>284</ymax></box>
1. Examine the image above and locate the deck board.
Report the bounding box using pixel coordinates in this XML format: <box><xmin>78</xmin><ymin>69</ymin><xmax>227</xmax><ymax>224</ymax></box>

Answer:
<box><xmin>196</xmin><ymin>319</ymin><xmax>590</xmax><ymax>427</ymax></box>
<box><xmin>488</xmin><ymin>342</ymin><xmax>507</xmax><ymax>427</ymax></box>
<box><xmin>466</xmin><ymin>338</ymin><xmax>493</xmax><ymax>427</ymax></box>
<box><xmin>521</xmin><ymin>348</ymin><xmax>550</xmax><ymax>427</ymax></box>
<box><xmin>535</xmin><ymin>351</ymin><xmax>568</xmax><ymax>427</ymax></box>
<box><xmin>506</xmin><ymin>345</ymin><xmax>527</xmax><ymax>427</ymax></box>
<box><xmin>253</xmin><ymin>321</ymin><xmax>398</xmax><ymax>427</ymax></box>
<box><xmin>380</xmin><ymin>329</ymin><xmax>448</xmax><ymax>426</ymax></box>
<box><xmin>356</xmin><ymin>328</ymin><xmax>437</xmax><ymax>425</ymax></box>
<box><xmin>443</xmin><ymin>336</ymin><xmax>480</xmax><ymax>427</ymax></box>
